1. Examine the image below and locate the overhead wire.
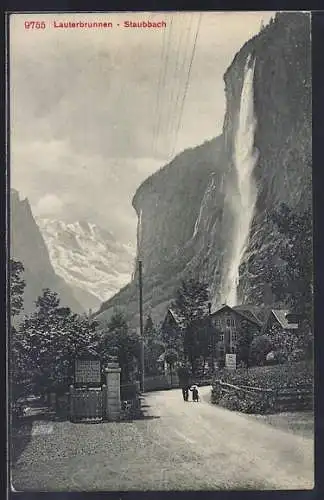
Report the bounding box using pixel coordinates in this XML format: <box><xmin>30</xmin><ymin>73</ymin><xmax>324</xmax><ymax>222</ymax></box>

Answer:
<box><xmin>152</xmin><ymin>15</ymin><xmax>174</xmax><ymax>159</ymax></box>
<box><xmin>162</xmin><ymin>14</ymin><xmax>190</xmax><ymax>156</ymax></box>
<box><xmin>165</xmin><ymin>13</ymin><xmax>195</xmax><ymax>159</ymax></box>
<box><xmin>113</xmin><ymin>14</ymin><xmax>155</xmax><ymax>301</ymax></box>
<box><xmin>169</xmin><ymin>12</ymin><xmax>202</xmax><ymax>158</ymax></box>
<box><xmin>151</xmin><ymin>19</ymin><xmax>167</xmax><ymax>158</ymax></box>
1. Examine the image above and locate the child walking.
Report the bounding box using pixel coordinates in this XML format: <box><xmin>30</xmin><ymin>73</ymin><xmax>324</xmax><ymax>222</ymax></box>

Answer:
<box><xmin>190</xmin><ymin>384</ymin><xmax>199</xmax><ymax>402</ymax></box>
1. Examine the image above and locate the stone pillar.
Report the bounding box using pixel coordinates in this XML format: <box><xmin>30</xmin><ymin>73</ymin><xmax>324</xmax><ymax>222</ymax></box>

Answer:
<box><xmin>69</xmin><ymin>385</ymin><xmax>74</xmax><ymax>421</ymax></box>
<box><xmin>104</xmin><ymin>361</ymin><xmax>121</xmax><ymax>421</ymax></box>
<box><xmin>101</xmin><ymin>384</ymin><xmax>107</xmax><ymax>417</ymax></box>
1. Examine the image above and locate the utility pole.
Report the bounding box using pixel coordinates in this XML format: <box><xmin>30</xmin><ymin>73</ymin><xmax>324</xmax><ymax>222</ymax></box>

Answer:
<box><xmin>139</xmin><ymin>260</ymin><xmax>145</xmax><ymax>392</ymax></box>
<box><xmin>208</xmin><ymin>302</ymin><xmax>215</xmax><ymax>373</ymax></box>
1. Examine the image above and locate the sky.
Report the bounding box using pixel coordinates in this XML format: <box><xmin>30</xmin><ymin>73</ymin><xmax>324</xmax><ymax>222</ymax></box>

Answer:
<box><xmin>10</xmin><ymin>11</ymin><xmax>275</xmax><ymax>244</ymax></box>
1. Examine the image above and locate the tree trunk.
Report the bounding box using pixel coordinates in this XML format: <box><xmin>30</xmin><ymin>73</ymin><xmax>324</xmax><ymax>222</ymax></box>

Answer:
<box><xmin>202</xmin><ymin>355</ymin><xmax>206</xmax><ymax>376</ymax></box>
<box><xmin>190</xmin><ymin>353</ymin><xmax>195</xmax><ymax>376</ymax></box>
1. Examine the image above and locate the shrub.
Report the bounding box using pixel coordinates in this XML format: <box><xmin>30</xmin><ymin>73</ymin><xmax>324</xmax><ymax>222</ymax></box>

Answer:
<box><xmin>211</xmin><ymin>383</ymin><xmax>222</xmax><ymax>404</ymax></box>
<box><xmin>273</xmin><ymin>349</ymin><xmax>289</xmax><ymax>364</ymax></box>
<box><xmin>214</xmin><ymin>361</ymin><xmax>312</xmax><ymax>390</ymax></box>
<box><xmin>212</xmin><ymin>361</ymin><xmax>313</xmax><ymax>414</ymax></box>
<box><xmin>249</xmin><ymin>335</ymin><xmax>272</xmax><ymax>366</ymax></box>
<box><xmin>288</xmin><ymin>349</ymin><xmax>306</xmax><ymax>362</ymax></box>
<box><xmin>217</xmin><ymin>391</ymin><xmax>272</xmax><ymax>414</ymax></box>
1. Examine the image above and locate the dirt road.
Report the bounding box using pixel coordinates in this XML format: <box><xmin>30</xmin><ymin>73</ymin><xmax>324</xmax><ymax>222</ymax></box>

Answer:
<box><xmin>12</xmin><ymin>386</ymin><xmax>314</xmax><ymax>491</ymax></box>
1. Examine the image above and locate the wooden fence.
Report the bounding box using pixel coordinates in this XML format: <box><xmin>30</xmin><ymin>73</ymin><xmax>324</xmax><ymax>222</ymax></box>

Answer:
<box><xmin>213</xmin><ymin>380</ymin><xmax>313</xmax><ymax>412</ymax></box>
<box><xmin>144</xmin><ymin>375</ymin><xmax>212</xmax><ymax>392</ymax></box>
<box><xmin>144</xmin><ymin>374</ymin><xmax>180</xmax><ymax>392</ymax></box>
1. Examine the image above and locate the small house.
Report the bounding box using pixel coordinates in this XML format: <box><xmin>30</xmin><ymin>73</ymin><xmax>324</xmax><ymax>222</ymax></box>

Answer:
<box><xmin>262</xmin><ymin>309</ymin><xmax>299</xmax><ymax>336</ymax></box>
<box><xmin>261</xmin><ymin>309</ymin><xmax>302</xmax><ymax>358</ymax></box>
<box><xmin>210</xmin><ymin>304</ymin><xmax>262</xmax><ymax>355</ymax></box>
<box><xmin>161</xmin><ymin>308</ymin><xmax>184</xmax><ymax>347</ymax></box>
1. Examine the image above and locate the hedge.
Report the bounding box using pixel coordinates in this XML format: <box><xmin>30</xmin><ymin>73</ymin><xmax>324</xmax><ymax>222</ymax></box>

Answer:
<box><xmin>211</xmin><ymin>361</ymin><xmax>313</xmax><ymax>414</ymax></box>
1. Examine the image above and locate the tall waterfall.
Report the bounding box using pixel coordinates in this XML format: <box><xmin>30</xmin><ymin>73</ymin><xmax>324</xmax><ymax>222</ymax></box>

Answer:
<box><xmin>222</xmin><ymin>54</ymin><xmax>258</xmax><ymax>306</ymax></box>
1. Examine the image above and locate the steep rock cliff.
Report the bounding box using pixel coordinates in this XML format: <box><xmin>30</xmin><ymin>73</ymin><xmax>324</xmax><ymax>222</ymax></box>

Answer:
<box><xmin>96</xmin><ymin>136</ymin><xmax>227</xmax><ymax>326</ymax></box>
<box><xmin>10</xmin><ymin>190</ymin><xmax>84</xmax><ymax>315</ymax></box>
<box><xmin>230</xmin><ymin>12</ymin><xmax>311</xmax><ymax>304</ymax></box>
<box><xmin>96</xmin><ymin>12</ymin><xmax>311</xmax><ymax>327</ymax></box>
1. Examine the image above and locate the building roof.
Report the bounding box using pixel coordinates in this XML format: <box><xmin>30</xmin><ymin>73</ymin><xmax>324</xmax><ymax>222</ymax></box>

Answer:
<box><xmin>211</xmin><ymin>304</ymin><xmax>262</xmax><ymax>327</ymax></box>
<box><xmin>167</xmin><ymin>308</ymin><xmax>185</xmax><ymax>327</ymax></box>
<box><xmin>271</xmin><ymin>309</ymin><xmax>299</xmax><ymax>329</ymax></box>
<box><xmin>232</xmin><ymin>305</ymin><xmax>270</xmax><ymax>325</ymax></box>
<box><xmin>210</xmin><ymin>304</ymin><xmax>231</xmax><ymax>316</ymax></box>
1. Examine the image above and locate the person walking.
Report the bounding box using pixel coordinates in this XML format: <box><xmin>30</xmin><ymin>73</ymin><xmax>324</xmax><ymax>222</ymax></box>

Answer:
<box><xmin>177</xmin><ymin>363</ymin><xmax>191</xmax><ymax>401</ymax></box>
<box><xmin>189</xmin><ymin>384</ymin><xmax>199</xmax><ymax>402</ymax></box>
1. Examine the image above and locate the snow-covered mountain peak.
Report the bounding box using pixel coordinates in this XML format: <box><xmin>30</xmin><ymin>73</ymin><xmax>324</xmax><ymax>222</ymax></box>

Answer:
<box><xmin>35</xmin><ymin>217</ymin><xmax>136</xmax><ymax>310</ymax></box>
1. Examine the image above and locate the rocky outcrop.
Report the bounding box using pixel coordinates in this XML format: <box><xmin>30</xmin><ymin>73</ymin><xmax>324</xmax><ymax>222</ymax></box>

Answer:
<box><xmin>230</xmin><ymin>13</ymin><xmax>311</xmax><ymax>304</ymax></box>
<box><xmin>95</xmin><ymin>136</ymin><xmax>227</xmax><ymax>327</ymax></box>
<box><xmin>95</xmin><ymin>12</ymin><xmax>311</xmax><ymax>328</ymax></box>
<box><xmin>10</xmin><ymin>190</ymin><xmax>84</xmax><ymax>315</ymax></box>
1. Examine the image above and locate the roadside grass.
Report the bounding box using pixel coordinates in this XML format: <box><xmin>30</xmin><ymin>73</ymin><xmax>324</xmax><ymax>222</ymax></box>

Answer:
<box><xmin>247</xmin><ymin>410</ymin><xmax>314</xmax><ymax>439</ymax></box>
<box><xmin>11</xmin><ymin>418</ymin><xmax>33</xmax><ymax>465</ymax></box>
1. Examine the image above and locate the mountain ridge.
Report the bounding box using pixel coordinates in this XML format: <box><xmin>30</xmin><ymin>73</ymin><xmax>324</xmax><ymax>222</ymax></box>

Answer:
<box><xmin>10</xmin><ymin>189</ymin><xmax>84</xmax><ymax>315</ymax></box>
<box><xmin>36</xmin><ymin>217</ymin><xmax>136</xmax><ymax>310</ymax></box>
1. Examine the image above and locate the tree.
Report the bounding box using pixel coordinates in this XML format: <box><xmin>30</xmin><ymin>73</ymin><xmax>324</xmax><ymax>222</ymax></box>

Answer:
<box><xmin>249</xmin><ymin>335</ymin><xmax>272</xmax><ymax>366</ymax></box>
<box><xmin>215</xmin><ymin>341</ymin><xmax>225</xmax><ymax>369</ymax></box>
<box><xmin>99</xmin><ymin>310</ymin><xmax>140</xmax><ymax>383</ymax></box>
<box><xmin>271</xmin><ymin>204</ymin><xmax>312</xmax><ymax>323</ymax></box>
<box><xmin>10</xmin><ymin>259</ymin><xmax>28</xmax><ymax>401</ymax></box>
<box><xmin>267</xmin><ymin>320</ymin><xmax>312</xmax><ymax>362</ymax></box>
<box><xmin>164</xmin><ymin>348</ymin><xmax>178</xmax><ymax>385</ymax></box>
<box><xmin>143</xmin><ymin>315</ymin><xmax>165</xmax><ymax>375</ymax></box>
<box><xmin>197</xmin><ymin>317</ymin><xmax>214</xmax><ymax>375</ymax></box>
<box><xmin>144</xmin><ymin>315</ymin><xmax>155</xmax><ymax>340</ymax></box>
<box><xmin>236</xmin><ymin>320</ymin><xmax>254</xmax><ymax>368</ymax></box>
<box><xmin>18</xmin><ymin>288</ymin><xmax>100</xmax><ymax>396</ymax></box>
<box><xmin>10</xmin><ymin>259</ymin><xmax>25</xmax><ymax>318</ymax></box>
<box><xmin>207</xmin><ymin>323</ymin><xmax>220</xmax><ymax>373</ymax></box>
<box><xmin>171</xmin><ymin>278</ymin><xmax>210</xmax><ymax>375</ymax></box>
<box><xmin>160</xmin><ymin>311</ymin><xmax>183</xmax><ymax>354</ymax></box>
<box><xmin>297</xmin><ymin>319</ymin><xmax>313</xmax><ymax>361</ymax></box>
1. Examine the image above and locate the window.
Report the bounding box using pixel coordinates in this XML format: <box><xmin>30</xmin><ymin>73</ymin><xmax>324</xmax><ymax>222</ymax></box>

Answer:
<box><xmin>231</xmin><ymin>318</ymin><xmax>235</xmax><ymax>326</ymax></box>
<box><xmin>226</xmin><ymin>318</ymin><xmax>231</xmax><ymax>327</ymax></box>
<box><xmin>231</xmin><ymin>331</ymin><xmax>237</xmax><ymax>342</ymax></box>
<box><xmin>219</xmin><ymin>333</ymin><xmax>224</xmax><ymax>342</ymax></box>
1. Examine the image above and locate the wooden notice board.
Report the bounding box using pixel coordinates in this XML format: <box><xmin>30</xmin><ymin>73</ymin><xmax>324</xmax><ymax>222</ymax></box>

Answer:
<box><xmin>75</xmin><ymin>358</ymin><xmax>101</xmax><ymax>385</ymax></box>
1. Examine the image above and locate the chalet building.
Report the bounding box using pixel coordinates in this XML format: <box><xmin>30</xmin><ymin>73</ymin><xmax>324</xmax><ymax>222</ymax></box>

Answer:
<box><xmin>210</xmin><ymin>304</ymin><xmax>263</xmax><ymax>354</ymax></box>
<box><xmin>262</xmin><ymin>309</ymin><xmax>299</xmax><ymax>336</ymax></box>
<box><xmin>260</xmin><ymin>309</ymin><xmax>303</xmax><ymax>358</ymax></box>
<box><xmin>162</xmin><ymin>304</ymin><xmax>265</xmax><ymax>354</ymax></box>
<box><xmin>161</xmin><ymin>308</ymin><xmax>184</xmax><ymax>346</ymax></box>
